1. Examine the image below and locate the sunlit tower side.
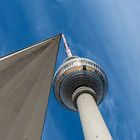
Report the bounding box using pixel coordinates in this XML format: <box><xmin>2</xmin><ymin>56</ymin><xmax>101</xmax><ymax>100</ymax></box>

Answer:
<box><xmin>54</xmin><ymin>34</ymin><xmax>112</xmax><ymax>140</ymax></box>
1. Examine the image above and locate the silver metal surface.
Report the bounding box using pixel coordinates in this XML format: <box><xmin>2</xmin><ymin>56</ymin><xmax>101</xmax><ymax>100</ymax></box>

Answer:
<box><xmin>54</xmin><ymin>56</ymin><xmax>108</xmax><ymax>111</ymax></box>
<box><xmin>62</xmin><ymin>34</ymin><xmax>72</xmax><ymax>57</ymax></box>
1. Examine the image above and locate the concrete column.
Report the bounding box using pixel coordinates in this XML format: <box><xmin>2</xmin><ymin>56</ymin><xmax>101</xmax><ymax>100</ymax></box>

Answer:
<box><xmin>77</xmin><ymin>93</ymin><xmax>112</xmax><ymax>140</ymax></box>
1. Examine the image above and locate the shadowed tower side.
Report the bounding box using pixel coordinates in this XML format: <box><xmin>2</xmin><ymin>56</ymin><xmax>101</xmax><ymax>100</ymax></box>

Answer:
<box><xmin>0</xmin><ymin>35</ymin><xmax>61</xmax><ymax>140</ymax></box>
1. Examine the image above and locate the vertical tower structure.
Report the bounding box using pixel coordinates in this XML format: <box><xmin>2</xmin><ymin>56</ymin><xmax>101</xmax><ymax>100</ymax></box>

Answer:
<box><xmin>54</xmin><ymin>34</ymin><xmax>112</xmax><ymax>140</ymax></box>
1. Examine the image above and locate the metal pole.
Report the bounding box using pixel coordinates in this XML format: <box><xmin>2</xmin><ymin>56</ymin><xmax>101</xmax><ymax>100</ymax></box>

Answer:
<box><xmin>77</xmin><ymin>93</ymin><xmax>112</xmax><ymax>140</ymax></box>
<box><xmin>62</xmin><ymin>34</ymin><xmax>72</xmax><ymax>57</ymax></box>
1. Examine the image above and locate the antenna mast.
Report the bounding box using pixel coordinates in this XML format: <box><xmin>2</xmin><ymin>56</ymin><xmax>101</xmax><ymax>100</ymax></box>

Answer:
<box><xmin>62</xmin><ymin>34</ymin><xmax>72</xmax><ymax>57</ymax></box>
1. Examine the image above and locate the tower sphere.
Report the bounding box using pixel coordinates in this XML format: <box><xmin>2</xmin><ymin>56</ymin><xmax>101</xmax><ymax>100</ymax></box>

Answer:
<box><xmin>54</xmin><ymin>56</ymin><xmax>108</xmax><ymax>111</ymax></box>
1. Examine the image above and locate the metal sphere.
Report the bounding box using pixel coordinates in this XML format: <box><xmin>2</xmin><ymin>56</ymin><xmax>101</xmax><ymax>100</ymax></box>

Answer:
<box><xmin>53</xmin><ymin>56</ymin><xmax>108</xmax><ymax>111</ymax></box>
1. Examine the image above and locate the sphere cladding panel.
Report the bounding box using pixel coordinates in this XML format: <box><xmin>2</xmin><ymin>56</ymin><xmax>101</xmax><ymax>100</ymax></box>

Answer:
<box><xmin>54</xmin><ymin>57</ymin><xmax>108</xmax><ymax>111</ymax></box>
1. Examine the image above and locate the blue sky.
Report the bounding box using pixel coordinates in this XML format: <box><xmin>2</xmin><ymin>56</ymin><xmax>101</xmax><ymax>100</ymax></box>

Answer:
<box><xmin>0</xmin><ymin>0</ymin><xmax>140</xmax><ymax>139</ymax></box>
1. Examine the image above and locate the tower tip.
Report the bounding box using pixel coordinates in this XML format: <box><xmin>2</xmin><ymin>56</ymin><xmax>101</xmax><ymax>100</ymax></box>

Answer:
<box><xmin>61</xmin><ymin>34</ymin><xmax>72</xmax><ymax>57</ymax></box>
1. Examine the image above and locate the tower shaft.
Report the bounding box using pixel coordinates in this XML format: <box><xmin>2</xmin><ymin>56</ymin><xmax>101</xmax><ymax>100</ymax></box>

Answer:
<box><xmin>77</xmin><ymin>93</ymin><xmax>112</xmax><ymax>140</ymax></box>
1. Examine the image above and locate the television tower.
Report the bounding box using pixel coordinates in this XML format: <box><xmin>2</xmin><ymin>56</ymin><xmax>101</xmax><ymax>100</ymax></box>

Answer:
<box><xmin>54</xmin><ymin>34</ymin><xmax>112</xmax><ymax>140</ymax></box>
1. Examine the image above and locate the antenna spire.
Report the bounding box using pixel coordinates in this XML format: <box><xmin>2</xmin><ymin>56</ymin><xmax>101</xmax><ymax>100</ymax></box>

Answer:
<box><xmin>62</xmin><ymin>34</ymin><xmax>72</xmax><ymax>57</ymax></box>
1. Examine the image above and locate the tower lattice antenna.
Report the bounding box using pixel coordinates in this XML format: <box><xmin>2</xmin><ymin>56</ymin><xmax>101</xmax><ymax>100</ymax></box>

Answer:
<box><xmin>62</xmin><ymin>34</ymin><xmax>72</xmax><ymax>57</ymax></box>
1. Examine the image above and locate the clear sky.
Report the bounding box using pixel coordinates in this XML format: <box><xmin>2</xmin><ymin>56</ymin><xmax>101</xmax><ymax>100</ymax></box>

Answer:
<box><xmin>0</xmin><ymin>0</ymin><xmax>140</xmax><ymax>139</ymax></box>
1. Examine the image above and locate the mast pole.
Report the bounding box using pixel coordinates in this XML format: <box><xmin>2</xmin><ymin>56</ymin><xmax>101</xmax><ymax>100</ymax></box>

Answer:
<box><xmin>62</xmin><ymin>34</ymin><xmax>72</xmax><ymax>57</ymax></box>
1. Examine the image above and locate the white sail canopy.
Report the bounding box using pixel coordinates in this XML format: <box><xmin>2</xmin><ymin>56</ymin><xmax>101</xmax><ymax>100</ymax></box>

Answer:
<box><xmin>0</xmin><ymin>35</ymin><xmax>61</xmax><ymax>140</ymax></box>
